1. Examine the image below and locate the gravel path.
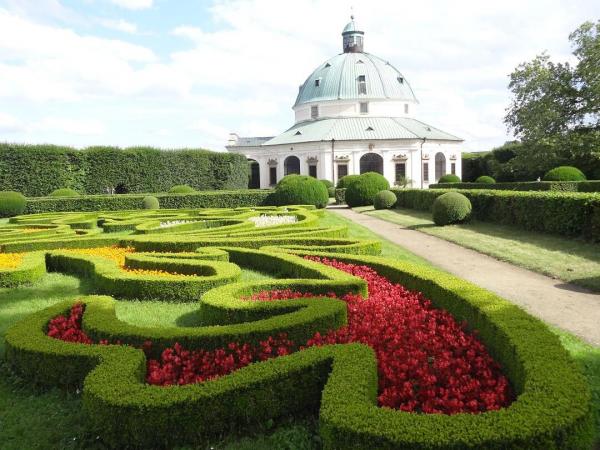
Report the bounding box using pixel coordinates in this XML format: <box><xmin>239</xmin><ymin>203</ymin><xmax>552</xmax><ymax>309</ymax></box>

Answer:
<box><xmin>330</xmin><ymin>207</ymin><xmax>600</xmax><ymax>346</ymax></box>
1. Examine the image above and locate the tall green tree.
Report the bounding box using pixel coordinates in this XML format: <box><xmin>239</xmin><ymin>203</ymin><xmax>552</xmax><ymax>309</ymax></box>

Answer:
<box><xmin>505</xmin><ymin>21</ymin><xmax>600</xmax><ymax>178</ymax></box>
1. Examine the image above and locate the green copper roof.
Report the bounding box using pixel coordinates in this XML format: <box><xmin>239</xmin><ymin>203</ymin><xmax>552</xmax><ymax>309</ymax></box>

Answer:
<box><xmin>262</xmin><ymin>117</ymin><xmax>461</xmax><ymax>146</ymax></box>
<box><xmin>342</xmin><ymin>19</ymin><xmax>359</xmax><ymax>34</ymax></box>
<box><xmin>294</xmin><ymin>52</ymin><xmax>417</xmax><ymax>107</ymax></box>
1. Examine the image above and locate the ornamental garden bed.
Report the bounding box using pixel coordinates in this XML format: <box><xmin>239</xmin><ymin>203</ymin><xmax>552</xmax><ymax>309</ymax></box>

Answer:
<box><xmin>0</xmin><ymin>206</ymin><xmax>595</xmax><ymax>449</ymax></box>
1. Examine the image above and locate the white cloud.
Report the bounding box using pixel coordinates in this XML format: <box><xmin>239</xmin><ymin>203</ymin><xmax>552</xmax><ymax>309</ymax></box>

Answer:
<box><xmin>34</xmin><ymin>117</ymin><xmax>106</xmax><ymax>135</ymax></box>
<box><xmin>0</xmin><ymin>112</ymin><xmax>24</xmax><ymax>133</ymax></box>
<box><xmin>99</xmin><ymin>18</ymin><xmax>138</xmax><ymax>34</ymax></box>
<box><xmin>109</xmin><ymin>0</ymin><xmax>153</xmax><ymax>10</ymax></box>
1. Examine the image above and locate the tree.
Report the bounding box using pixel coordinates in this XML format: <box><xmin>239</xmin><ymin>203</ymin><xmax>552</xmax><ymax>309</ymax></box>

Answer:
<box><xmin>504</xmin><ymin>21</ymin><xmax>600</xmax><ymax>179</ymax></box>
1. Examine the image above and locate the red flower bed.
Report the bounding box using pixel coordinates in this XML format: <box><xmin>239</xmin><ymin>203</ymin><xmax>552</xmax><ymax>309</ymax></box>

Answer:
<box><xmin>47</xmin><ymin>257</ymin><xmax>511</xmax><ymax>414</ymax></box>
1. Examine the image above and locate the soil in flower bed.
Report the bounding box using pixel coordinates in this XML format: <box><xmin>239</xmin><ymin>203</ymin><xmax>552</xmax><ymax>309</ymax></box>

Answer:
<box><xmin>47</xmin><ymin>257</ymin><xmax>512</xmax><ymax>414</ymax></box>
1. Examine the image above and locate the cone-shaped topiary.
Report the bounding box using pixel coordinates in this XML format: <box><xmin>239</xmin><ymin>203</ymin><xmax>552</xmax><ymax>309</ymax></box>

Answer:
<box><xmin>543</xmin><ymin>166</ymin><xmax>586</xmax><ymax>181</ymax></box>
<box><xmin>373</xmin><ymin>190</ymin><xmax>397</xmax><ymax>210</ymax></box>
<box><xmin>142</xmin><ymin>196</ymin><xmax>160</xmax><ymax>210</ymax></box>
<box><xmin>345</xmin><ymin>172</ymin><xmax>390</xmax><ymax>207</ymax></box>
<box><xmin>169</xmin><ymin>185</ymin><xmax>196</xmax><ymax>194</ymax></box>
<box><xmin>432</xmin><ymin>192</ymin><xmax>472</xmax><ymax>226</ymax></box>
<box><xmin>272</xmin><ymin>175</ymin><xmax>328</xmax><ymax>208</ymax></box>
<box><xmin>475</xmin><ymin>175</ymin><xmax>496</xmax><ymax>183</ymax></box>
<box><xmin>438</xmin><ymin>174</ymin><xmax>461</xmax><ymax>183</ymax></box>
<box><xmin>49</xmin><ymin>188</ymin><xmax>80</xmax><ymax>197</ymax></box>
<box><xmin>336</xmin><ymin>174</ymin><xmax>361</xmax><ymax>189</ymax></box>
<box><xmin>0</xmin><ymin>191</ymin><xmax>26</xmax><ymax>217</ymax></box>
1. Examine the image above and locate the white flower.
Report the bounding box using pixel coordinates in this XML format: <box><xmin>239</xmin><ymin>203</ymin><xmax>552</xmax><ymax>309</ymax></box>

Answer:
<box><xmin>248</xmin><ymin>215</ymin><xmax>297</xmax><ymax>228</ymax></box>
<box><xmin>159</xmin><ymin>220</ymin><xmax>197</xmax><ymax>228</ymax></box>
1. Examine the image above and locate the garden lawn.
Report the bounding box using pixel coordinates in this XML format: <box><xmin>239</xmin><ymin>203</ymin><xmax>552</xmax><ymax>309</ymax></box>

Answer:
<box><xmin>0</xmin><ymin>211</ymin><xmax>597</xmax><ymax>449</ymax></box>
<box><xmin>362</xmin><ymin>207</ymin><xmax>600</xmax><ymax>293</ymax></box>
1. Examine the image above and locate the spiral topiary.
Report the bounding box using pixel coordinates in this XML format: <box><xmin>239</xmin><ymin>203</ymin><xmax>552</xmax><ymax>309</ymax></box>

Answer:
<box><xmin>272</xmin><ymin>175</ymin><xmax>329</xmax><ymax>208</ymax></box>
<box><xmin>0</xmin><ymin>191</ymin><xmax>27</xmax><ymax>218</ymax></box>
<box><xmin>373</xmin><ymin>190</ymin><xmax>397</xmax><ymax>210</ymax></box>
<box><xmin>438</xmin><ymin>174</ymin><xmax>461</xmax><ymax>183</ymax></box>
<box><xmin>345</xmin><ymin>173</ymin><xmax>390</xmax><ymax>207</ymax></box>
<box><xmin>543</xmin><ymin>166</ymin><xmax>586</xmax><ymax>182</ymax></box>
<box><xmin>432</xmin><ymin>192</ymin><xmax>472</xmax><ymax>226</ymax></box>
<box><xmin>49</xmin><ymin>188</ymin><xmax>80</xmax><ymax>197</ymax></box>
<box><xmin>336</xmin><ymin>174</ymin><xmax>361</xmax><ymax>189</ymax></box>
<box><xmin>169</xmin><ymin>185</ymin><xmax>196</xmax><ymax>194</ymax></box>
<box><xmin>475</xmin><ymin>175</ymin><xmax>496</xmax><ymax>184</ymax></box>
<box><xmin>142</xmin><ymin>196</ymin><xmax>160</xmax><ymax>210</ymax></box>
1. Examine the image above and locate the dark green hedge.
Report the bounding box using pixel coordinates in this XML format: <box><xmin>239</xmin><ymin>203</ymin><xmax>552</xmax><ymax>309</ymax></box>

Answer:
<box><xmin>430</xmin><ymin>180</ymin><xmax>600</xmax><ymax>192</ymax></box>
<box><xmin>0</xmin><ymin>144</ymin><xmax>249</xmax><ymax>196</ymax></box>
<box><xmin>24</xmin><ymin>190</ymin><xmax>273</xmax><ymax>214</ymax></box>
<box><xmin>393</xmin><ymin>188</ymin><xmax>600</xmax><ymax>240</ymax></box>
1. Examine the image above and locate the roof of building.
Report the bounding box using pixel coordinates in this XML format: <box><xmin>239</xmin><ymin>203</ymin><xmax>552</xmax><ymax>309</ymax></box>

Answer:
<box><xmin>254</xmin><ymin>117</ymin><xmax>461</xmax><ymax>146</ymax></box>
<box><xmin>294</xmin><ymin>52</ymin><xmax>417</xmax><ymax>107</ymax></box>
<box><xmin>342</xmin><ymin>17</ymin><xmax>361</xmax><ymax>34</ymax></box>
<box><xmin>233</xmin><ymin>136</ymin><xmax>274</xmax><ymax>147</ymax></box>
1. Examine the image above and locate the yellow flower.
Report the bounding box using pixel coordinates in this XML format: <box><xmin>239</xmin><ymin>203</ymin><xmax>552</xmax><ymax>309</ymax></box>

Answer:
<box><xmin>0</xmin><ymin>253</ymin><xmax>24</xmax><ymax>269</ymax></box>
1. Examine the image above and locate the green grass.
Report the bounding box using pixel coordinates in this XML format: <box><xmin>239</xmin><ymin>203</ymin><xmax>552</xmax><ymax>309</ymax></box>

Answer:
<box><xmin>365</xmin><ymin>207</ymin><xmax>600</xmax><ymax>292</ymax></box>
<box><xmin>0</xmin><ymin>214</ymin><xmax>598</xmax><ymax>449</ymax></box>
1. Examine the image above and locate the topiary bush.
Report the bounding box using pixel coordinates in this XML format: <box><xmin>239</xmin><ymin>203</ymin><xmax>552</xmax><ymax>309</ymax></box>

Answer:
<box><xmin>373</xmin><ymin>190</ymin><xmax>397</xmax><ymax>210</ymax></box>
<box><xmin>169</xmin><ymin>185</ymin><xmax>196</xmax><ymax>194</ymax></box>
<box><xmin>49</xmin><ymin>188</ymin><xmax>80</xmax><ymax>197</ymax></box>
<box><xmin>336</xmin><ymin>175</ymin><xmax>360</xmax><ymax>189</ymax></box>
<box><xmin>142</xmin><ymin>196</ymin><xmax>159</xmax><ymax>210</ymax></box>
<box><xmin>432</xmin><ymin>192</ymin><xmax>472</xmax><ymax>226</ymax></box>
<box><xmin>0</xmin><ymin>191</ymin><xmax>26</xmax><ymax>217</ymax></box>
<box><xmin>438</xmin><ymin>174</ymin><xmax>461</xmax><ymax>183</ymax></box>
<box><xmin>319</xmin><ymin>179</ymin><xmax>334</xmax><ymax>189</ymax></box>
<box><xmin>543</xmin><ymin>166</ymin><xmax>586</xmax><ymax>182</ymax></box>
<box><xmin>327</xmin><ymin>186</ymin><xmax>335</xmax><ymax>198</ymax></box>
<box><xmin>345</xmin><ymin>173</ymin><xmax>390</xmax><ymax>207</ymax></box>
<box><xmin>272</xmin><ymin>175</ymin><xmax>329</xmax><ymax>208</ymax></box>
<box><xmin>475</xmin><ymin>175</ymin><xmax>496</xmax><ymax>184</ymax></box>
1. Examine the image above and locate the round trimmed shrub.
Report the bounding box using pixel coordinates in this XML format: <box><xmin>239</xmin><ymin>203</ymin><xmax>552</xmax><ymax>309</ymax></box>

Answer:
<box><xmin>432</xmin><ymin>192</ymin><xmax>472</xmax><ymax>226</ymax></box>
<box><xmin>327</xmin><ymin>186</ymin><xmax>336</xmax><ymax>198</ymax></box>
<box><xmin>438</xmin><ymin>174</ymin><xmax>461</xmax><ymax>183</ymax></box>
<box><xmin>345</xmin><ymin>172</ymin><xmax>390</xmax><ymax>207</ymax></box>
<box><xmin>169</xmin><ymin>185</ymin><xmax>196</xmax><ymax>194</ymax></box>
<box><xmin>0</xmin><ymin>191</ymin><xmax>26</xmax><ymax>217</ymax></box>
<box><xmin>142</xmin><ymin>196</ymin><xmax>160</xmax><ymax>210</ymax></box>
<box><xmin>336</xmin><ymin>174</ymin><xmax>361</xmax><ymax>189</ymax></box>
<box><xmin>373</xmin><ymin>190</ymin><xmax>397</xmax><ymax>210</ymax></box>
<box><xmin>319</xmin><ymin>179</ymin><xmax>334</xmax><ymax>189</ymax></box>
<box><xmin>475</xmin><ymin>175</ymin><xmax>496</xmax><ymax>184</ymax></box>
<box><xmin>543</xmin><ymin>166</ymin><xmax>586</xmax><ymax>181</ymax></box>
<box><xmin>273</xmin><ymin>175</ymin><xmax>329</xmax><ymax>208</ymax></box>
<box><xmin>49</xmin><ymin>188</ymin><xmax>80</xmax><ymax>197</ymax></box>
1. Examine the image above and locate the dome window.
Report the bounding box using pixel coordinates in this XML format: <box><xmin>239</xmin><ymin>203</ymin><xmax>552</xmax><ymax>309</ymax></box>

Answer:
<box><xmin>294</xmin><ymin>130</ymin><xmax>303</xmax><ymax>136</ymax></box>
<box><xmin>360</xmin><ymin>102</ymin><xmax>369</xmax><ymax>114</ymax></box>
<box><xmin>324</xmin><ymin>62</ymin><xmax>331</xmax><ymax>68</ymax></box>
<box><xmin>356</xmin><ymin>59</ymin><xmax>364</xmax><ymax>64</ymax></box>
<box><xmin>366</xmin><ymin>126</ymin><xmax>374</xmax><ymax>131</ymax></box>
<box><xmin>311</xmin><ymin>105</ymin><xmax>319</xmax><ymax>119</ymax></box>
<box><xmin>397</xmin><ymin>76</ymin><xmax>404</xmax><ymax>84</ymax></box>
<box><xmin>357</xmin><ymin>75</ymin><xmax>367</xmax><ymax>95</ymax></box>
<box><xmin>404</xmin><ymin>104</ymin><xmax>409</xmax><ymax>114</ymax></box>
<box><xmin>314</xmin><ymin>78</ymin><xmax>321</xmax><ymax>87</ymax></box>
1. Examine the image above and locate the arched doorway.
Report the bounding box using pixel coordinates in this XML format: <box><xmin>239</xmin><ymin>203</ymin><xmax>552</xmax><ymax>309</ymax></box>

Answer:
<box><xmin>248</xmin><ymin>159</ymin><xmax>260</xmax><ymax>189</ymax></box>
<box><xmin>284</xmin><ymin>156</ymin><xmax>300</xmax><ymax>176</ymax></box>
<box><xmin>435</xmin><ymin>152</ymin><xmax>446</xmax><ymax>181</ymax></box>
<box><xmin>360</xmin><ymin>153</ymin><xmax>383</xmax><ymax>175</ymax></box>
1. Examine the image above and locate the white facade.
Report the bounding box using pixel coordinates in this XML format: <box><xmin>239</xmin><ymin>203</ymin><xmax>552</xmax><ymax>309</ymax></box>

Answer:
<box><xmin>227</xmin><ymin>18</ymin><xmax>462</xmax><ymax>189</ymax></box>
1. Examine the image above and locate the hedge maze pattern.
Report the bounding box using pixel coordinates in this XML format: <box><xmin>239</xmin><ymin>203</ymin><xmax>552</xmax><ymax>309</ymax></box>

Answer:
<box><xmin>1</xmin><ymin>207</ymin><xmax>595</xmax><ymax>449</ymax></box>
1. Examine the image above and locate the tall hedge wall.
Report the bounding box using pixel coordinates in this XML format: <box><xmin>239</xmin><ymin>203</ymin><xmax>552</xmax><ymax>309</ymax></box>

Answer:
<box><xmin>0</xmin><ymin>144</ymin><xmax>248</xmax><ymax>196</ymax></box>
<box><xmin>430</xmin><ymin>181</ymin><xmax>600</xmax><ymax>192</ymax></box>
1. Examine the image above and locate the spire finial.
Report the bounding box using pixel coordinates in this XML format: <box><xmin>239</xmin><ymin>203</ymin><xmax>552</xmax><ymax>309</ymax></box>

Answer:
<box><xmin>350</xmin><ymin>5</ymin><xmax>354</xmax><ymax>20</ymax></box>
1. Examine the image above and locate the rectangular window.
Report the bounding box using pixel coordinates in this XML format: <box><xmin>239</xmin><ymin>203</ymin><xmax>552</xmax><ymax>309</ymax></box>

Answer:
<box><xmin>359</xmin><ymin>102</ymin><xmax>369</xmax><ymax>114</ymax></box>
<box><xmin>337</xmin><ymin>164</ymin><xmax>348</xmax><ymax>179</ymax></box>
<box><xmin>311</xmin><ymin>105</ymin><xmax>319</xmax><ymax>119</ymax></box>
<box><xmin>269</xmin><ymin>167</ymin><xmax>277</xmax><ymax>186</ymax></box>
<box><xmin>395</xmin><ymin>163</ymin><xmax>406</xmax><ymax>183</ymax></box>
<box><xmin>308</xmin><ymin>165</ymin><xmax>317</xmax><ymax>178</ymax></box>
<box><xmin>314</xmin><ymin>79</ymin><xmax>320</xmax><ymax>87</ymax></box>
<box><xmin>451</xmin><ymin>162</ymin><xmax>456</xmax><ymax>175</ymax></box>
<box><xmin>357</xmin><ymin>75</ymin><xmax>367</xmax><ymax>95</ymax></box>
<box><xmin>404</xmin><ymin>104</ymin><xmax>409</xmax><ymax>114</ymax></box>
<box><xmin>423</xmin><ymin>162</ymin><xmax>429</xmax><ymax>182</ymax></box>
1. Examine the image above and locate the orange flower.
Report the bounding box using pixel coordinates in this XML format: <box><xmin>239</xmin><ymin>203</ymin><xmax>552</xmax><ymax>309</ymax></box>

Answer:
<box><xmin>0</xmin><ymin>253</ymin><xmax>24</xmax><ymax>269</ymax></box>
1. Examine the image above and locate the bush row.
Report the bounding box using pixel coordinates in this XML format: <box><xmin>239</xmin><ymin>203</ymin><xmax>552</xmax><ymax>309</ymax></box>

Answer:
<box><xmin>5</xmin><ymin>248</ymin><xmax>594</xmax><ymax>449</ymax></box>
<box><xmin>430</xmin><ymin>180</ymin><xmax>600</xmax><ymax>192</ymax></box>
<box><xmin>24</xmin><ymin>190</ymin><xmax>273</xmax><ymax>214</ymax></box>
<box><xmin>393</xmin><ymin>188</ymin><xmax>600</xmax><ymax>240</ymax></box>
<box><xmin>0</xmin><ymin>144</ymin><xmax>249</xmax><ymax>196</ymax></box>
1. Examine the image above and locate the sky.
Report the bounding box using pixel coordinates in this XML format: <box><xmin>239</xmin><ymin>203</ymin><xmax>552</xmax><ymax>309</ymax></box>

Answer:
<box><xmin>0</xmin><ymin>0</ymin><xmax>599</xmax><ymax>152</ymax></box>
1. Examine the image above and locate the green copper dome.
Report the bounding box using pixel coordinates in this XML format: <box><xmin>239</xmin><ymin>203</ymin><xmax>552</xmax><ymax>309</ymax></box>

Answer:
<box><xmin>293</xmin><ymin>52</ymin><xmax>418</xmax><ymax>107</ymax></box>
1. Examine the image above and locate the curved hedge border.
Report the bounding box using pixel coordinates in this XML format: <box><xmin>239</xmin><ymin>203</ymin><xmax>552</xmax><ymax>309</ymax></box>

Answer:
<box><xmin>2</xmin><ymin>206</ymin><xmax>595</xmax><ymax>449</ymax></box>
<box><xmin>0</xmin><ymin>251</ymin><xmax>46</xmax><ymax>287</ymax></box>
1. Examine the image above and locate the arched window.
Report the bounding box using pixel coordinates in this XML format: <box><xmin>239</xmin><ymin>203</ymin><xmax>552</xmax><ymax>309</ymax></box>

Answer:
<box><xmin>360</xmin><ymin>153</ymin><xmax>383</xmax><ymax>175</ymax></box>
<box><xmin>284</xmin><ymin>156</ymin><xmax>300</xmax><ymax>176</ymax></box>
<box><xmin>248</xmin><ymin>159</ymin><xmax>260</xmax><ymax>189</ymax></box>
<box><xmin>435</xmin><ymin>152</ymin><xmax>446</xmax><ymax>181</ymax></box>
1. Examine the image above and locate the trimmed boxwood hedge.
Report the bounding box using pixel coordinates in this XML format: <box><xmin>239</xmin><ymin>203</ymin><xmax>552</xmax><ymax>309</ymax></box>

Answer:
<box><xmin>0</xmin><ymin>251</ymin><xmax>46</xmax><ymax>287</ymax></box>
<box><xmin>5</xmin><ymin>247</ymin><xmax>594</xmax><ymax>449</ymax></box>
<box><xmin>393</xmin><ymin>188</ymin><xmax>600</xmax><ymax>240</ymax></box>
<box><xmin>430</xmin><ymin>180</ymin><xmax>600</xmax><ymax>192</ymax></box>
